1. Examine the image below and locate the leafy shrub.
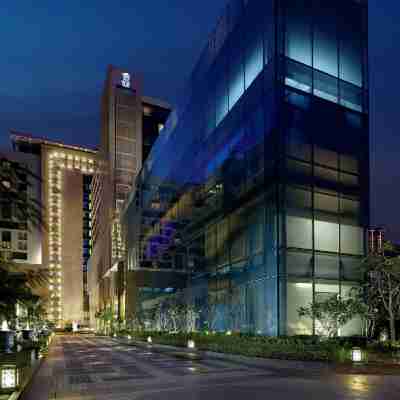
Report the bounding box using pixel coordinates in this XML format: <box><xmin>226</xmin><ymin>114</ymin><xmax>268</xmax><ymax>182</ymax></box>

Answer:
<box><xmin>128</xmin><ymin>330</ymin><xmax>349</xmax><ymax>362</ymax></box>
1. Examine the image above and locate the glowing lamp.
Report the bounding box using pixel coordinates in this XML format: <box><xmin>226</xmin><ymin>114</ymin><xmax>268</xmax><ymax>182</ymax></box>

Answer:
<box><xmin>1</xmin><ymin>366</ymin><xmax>18</xmax><ymax>390</ymax></box>
<box><xmin>147</xmin><ymin>336</ymin><xmax>152</xmax><ymax>344</ymax></box>
<box><xmin>226</xmin><ymin>330</ymin><xmax>232</xmax><ymax>336</ymax></box>
<box><xmin>352</xmin><ymin>347</ymin><xmax>363</xmax><ymax>363</ymax></box>
<box><xmin>187</xmin><ymin>340</ymin><xmax>195</xmax><ymax>349</ymax></box>
<box><xmin>127</xmin><ymin>335</ymin><xmax>132</xmax><ymax>340</ymax></box>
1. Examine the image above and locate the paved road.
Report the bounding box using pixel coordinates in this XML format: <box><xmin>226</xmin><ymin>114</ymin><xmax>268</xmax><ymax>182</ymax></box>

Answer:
<box><xmin>22</xmin><ymin>335</ymin><xmax>400</xmax><ymax>400</ymax></box>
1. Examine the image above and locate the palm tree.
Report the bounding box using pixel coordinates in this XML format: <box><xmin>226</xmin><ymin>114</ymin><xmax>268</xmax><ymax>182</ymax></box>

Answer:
<box><xmin>0</xmin><ymin>157</ymin><xmax>48</xmax><ymax>327</ymax></box>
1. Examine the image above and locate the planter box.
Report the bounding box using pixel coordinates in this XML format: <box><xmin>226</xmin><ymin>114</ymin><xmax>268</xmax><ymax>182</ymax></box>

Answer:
<box><xmin>22</xmin><ymin>330</ymin><xmax>34</xmax><ymax>341</ymax></box>
<box><xmin>0</xmin><ymin>331</ymin><xmax>15</xmax><ymax>351</ymax></box>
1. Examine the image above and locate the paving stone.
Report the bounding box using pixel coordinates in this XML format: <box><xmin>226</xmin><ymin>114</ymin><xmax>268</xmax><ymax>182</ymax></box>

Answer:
<box><xmin>68</xmin><ymin>374</ymin><xmax>93</xmax><ymax>384</ymax></box>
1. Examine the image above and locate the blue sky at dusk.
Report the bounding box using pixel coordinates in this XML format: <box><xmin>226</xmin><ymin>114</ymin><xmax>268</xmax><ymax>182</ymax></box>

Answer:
<box><xmin>0</xmin><ymin>1</ymin><xmax>399</xmax><ymax>238</ymax></box>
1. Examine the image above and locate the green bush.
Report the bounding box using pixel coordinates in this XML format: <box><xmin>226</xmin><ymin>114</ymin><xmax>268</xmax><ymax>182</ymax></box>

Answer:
<box><xmin>127</xmin><ymin>331</ymin><xmax>351</xmax><ymax>362</ymax></box>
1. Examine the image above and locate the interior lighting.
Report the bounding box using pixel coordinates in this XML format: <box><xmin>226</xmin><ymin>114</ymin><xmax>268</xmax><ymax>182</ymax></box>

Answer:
<box><xmin>295</xmin><ymin>283</ymin><xmax>312</xmax><ymax>289</ymax></box>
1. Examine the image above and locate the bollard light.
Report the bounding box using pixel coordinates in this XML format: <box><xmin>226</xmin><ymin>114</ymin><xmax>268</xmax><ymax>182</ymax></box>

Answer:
<box><xmin>127</xmin><ymin>335</ymin><xmax>132</xmax><ymax>340</ymax></box>
<box><xmin>187</xmin><ymin>339</ymin><xmax>195</xmax><ymax>349</ymax></box>
<box><xmin>226</xmin><ymin>330</ymin><xmax>232</xmax><ymax>336</ymax></box>
<box><xmin>1</xmin><ymin>366</ymin><xmax>18</xmax><ymax>390</ymax></box>
<box><xmin>147</xmin><ymin>336</ymin><xmax>152</xmax><ymax>344</ymax></box>
<box><xmin>352</xmin><ymin>347</ymin><xmax>363</xmax><ymax>363</ymax></box>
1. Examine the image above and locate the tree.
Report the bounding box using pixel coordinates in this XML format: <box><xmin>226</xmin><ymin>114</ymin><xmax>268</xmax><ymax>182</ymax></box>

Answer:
<box><xmin>202</xmin><ymin>293</ymin><xmax>216</xmax><ymax>331</ymax></box>
<box><xmin>298</xmin><ymin>294</ymin><xmax>364</xmax><ymax>337</ymax></box>
<box><xmin>183</xmin><ymin>304</ymin><xmax>200</xmax><ymax>333</ymax></box>
<box><xmin>0</xmin><ymin>258</ymin><xmax>48</xmax><ymax>328</ymax></box>
<box><xmin>24</xmin><ymin>296</ymin><xmax>47</xmax><ymax>329</ymax></box>
<box><xmin>0</xmin><ymin>157</ymin><xmax>47</xmax><ymax>326</ymax></box>
<box><xmin>95</xmin><ymin>306</ymin><xmax>115</xmax><ymax>334</ymax></box>
<box><xmin>167</xmin><ymin>301</ymin><xmax>182</xmax><ymax>333</ymax></box>
<box><xmin>360</xmin><ymin>241</ymin><xmax>400</xmax><ymax>341</ymax></box>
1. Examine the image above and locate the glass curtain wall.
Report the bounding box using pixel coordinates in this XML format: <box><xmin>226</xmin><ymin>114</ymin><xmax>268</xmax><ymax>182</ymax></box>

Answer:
<box><xmin>122</xmin><ymin>0</ymin><xmax>368</xmax><ymax>336</ymax></box>
<box><xmin>281</xmin><ymin>0</ymin><xmax>368</xmax><ymax>335</ymax></box>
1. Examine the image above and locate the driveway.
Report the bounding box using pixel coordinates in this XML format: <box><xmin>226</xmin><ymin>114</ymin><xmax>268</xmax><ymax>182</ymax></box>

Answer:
<box><xmin>21</xmin><ymin>334</ymin><xmax>400</xmax><ymax>400</ymax></box>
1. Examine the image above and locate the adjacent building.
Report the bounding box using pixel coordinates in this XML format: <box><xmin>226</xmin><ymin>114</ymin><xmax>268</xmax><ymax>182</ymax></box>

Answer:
<box><xmin>89</xmin><ymin>66</ymin><xmax>170</xmax><ymax>326</ymax></box>
<box><xmin>121</xmin><ymin>0</ymin><xmax>369</xmax><ymax>336</ymax></box>
<box><xmin>0</xmin><ymin>150</ymin><xmax>42</xmax><ymax>268</ymax></box>
<box><xmin>11</xmin><ymin>132</ymin><xmax>96</xmax><ymax>328</ymax></box>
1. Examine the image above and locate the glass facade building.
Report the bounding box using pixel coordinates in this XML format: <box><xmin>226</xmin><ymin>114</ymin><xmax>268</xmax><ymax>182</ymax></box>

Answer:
<box><xmin>122</xmin><ymin>0</ymin><xmax>369</xmax><ymax>335</ymax></box>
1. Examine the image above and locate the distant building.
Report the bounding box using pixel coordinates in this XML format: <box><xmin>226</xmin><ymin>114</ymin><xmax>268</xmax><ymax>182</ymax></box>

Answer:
<box><xmin>89</xmin><ymin>66</ymin><xmax>170</xmax><ymax>326</ymax></box>
<box><xmin>11</xmin><ymin>132</ymin><xmax>96</xmax><ymax>328</ymax></box>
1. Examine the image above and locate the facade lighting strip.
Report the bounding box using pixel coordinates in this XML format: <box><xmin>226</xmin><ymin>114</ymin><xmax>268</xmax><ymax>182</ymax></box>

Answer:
<box><xmin>47</xmin><ymin>152</ymin><xmax>95</xmax><ymax>327</ymax></box>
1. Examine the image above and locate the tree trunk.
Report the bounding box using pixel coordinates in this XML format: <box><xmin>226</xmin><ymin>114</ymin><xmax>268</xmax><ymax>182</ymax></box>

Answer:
<box><xmin>389</xmin><ymin>316</ymin><xmax>396</xmax><ymax>342</ymax></box>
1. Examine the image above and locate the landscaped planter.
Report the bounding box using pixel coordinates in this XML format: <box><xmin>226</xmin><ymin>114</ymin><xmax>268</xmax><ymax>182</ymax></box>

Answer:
<box><xmin>22</xmin><ymin>330</ymin><xmax>34</xmax><ymax>341</ymax></box>
<box><xmin>0</xmin><ymin>331</ymin><xmax>15</xmax><ymax>351</ymax></box>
